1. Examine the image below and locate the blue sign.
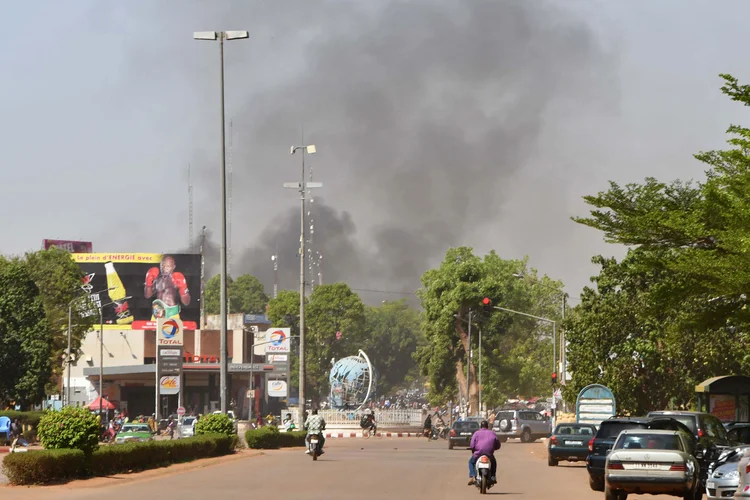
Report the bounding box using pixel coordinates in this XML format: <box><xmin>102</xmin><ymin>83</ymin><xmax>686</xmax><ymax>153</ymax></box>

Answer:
<box><xmin>243</xmin><ymin>314</ymin><xmax>271</xmax><ymax>325</ymax></box>
<box><xmin>576</xmin><ymin>384</ymin><xmax>616</xmax><ymax>426</ymax></box>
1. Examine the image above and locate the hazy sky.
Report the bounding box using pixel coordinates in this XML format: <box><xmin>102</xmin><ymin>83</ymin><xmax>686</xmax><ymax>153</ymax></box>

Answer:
<box><xmin>2</xmin><ymin>1</ymin><xmax>748</xmax><ymax>303</ymax></box>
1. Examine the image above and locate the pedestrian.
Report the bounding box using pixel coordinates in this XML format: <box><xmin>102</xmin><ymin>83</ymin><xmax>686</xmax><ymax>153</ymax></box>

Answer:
<box><xmin>167</xmin><ymin>418</ymin><xmax>176</xmax><ymax>440</ymax></box>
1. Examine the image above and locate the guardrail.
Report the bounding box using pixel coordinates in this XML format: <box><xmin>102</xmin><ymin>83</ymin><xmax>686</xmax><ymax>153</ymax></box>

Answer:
<box><xmin>282</xmin><ymin>408</ymin><xmax>424</xmax><ymax>428</ymax></box>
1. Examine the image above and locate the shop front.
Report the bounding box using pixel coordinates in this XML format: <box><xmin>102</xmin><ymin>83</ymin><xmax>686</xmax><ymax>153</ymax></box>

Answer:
<box><xmin>695</xmin><ymin>375</ymin><xmax>750</xmax><ymax>423</ymax></box>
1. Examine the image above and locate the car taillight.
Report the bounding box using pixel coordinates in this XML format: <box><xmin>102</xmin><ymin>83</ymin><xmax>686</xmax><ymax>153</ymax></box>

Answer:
<box><xmin>450</xmin><ymin>429</ymin><xmax>456</xmax><ymax>437</ymax></box>
<box><xmin>669</xmin><ymin>464</ymin><xmax>686</xmax><ymax>471</ymax></box>
<box><xmin>697</xmin><ymin>429</ymin><xmax>704</xmax><ymax>438</ymax></box>
<box><xmin>607</xmin><ymin>462</ymin><xmax>624</xmax><ymax>470</ymax></box>
<box><xmin>479</xmin><ymin>456</ymin><xmax>490</xmax><ymax>463</ymax></box>
<box><xmin>588</xmin><ymin>438</ymin><xmax>595</xmax><ymax>452</ymax></box>
<box><xmin>746</xmin><ymin>463</ymin><xmax>750</xmax><ymax>474</ymax></box>
<box><xmin>550</xmin><ymin>436</ymin><xmax>558</xmax><ymax>445</ymax></box>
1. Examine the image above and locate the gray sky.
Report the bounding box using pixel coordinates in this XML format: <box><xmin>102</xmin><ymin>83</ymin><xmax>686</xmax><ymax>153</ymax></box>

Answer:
<box><xmin>1</xmin><ymin>0</ymin><xmax>748</xmax><ymax>303</ymax></box>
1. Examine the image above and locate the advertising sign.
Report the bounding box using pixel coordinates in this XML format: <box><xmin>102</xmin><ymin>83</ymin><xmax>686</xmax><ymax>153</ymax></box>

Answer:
<box><xmin>157</xmin><ymin>317</ymin><xmax>184</xmax><ymax>346</ymax></box>
<box><xmin>268</xmin><ymin>355</ymin><xmax>288</xmax><ymax>363</ymax></box>
<box><xmin>710</xmin><ymin>394</ymin><xmax>737</xmax><ymax>422</ymax></box>
<box><xmin>265</xmin><ymin>328</ymin><xmax>291</xmax><ymax>353</ymax></box>
<box><xmin>43</xmin><ymin>239</ymin><xmax>93</xmax><ymax>253</ymax></box>
<box><xmin>267</xmin><ymin>380</ymin><xmax>287</xmax><ymax>398</ymax></box>
<box><xmin>72</xmin><ymin>253</ymin><xmax>200</xmax><ymax>330</ymax></box>
<box><xmin>159</xmin><ymin>376</ymin><xmax>180</xmax><ymax>395</ymax></box>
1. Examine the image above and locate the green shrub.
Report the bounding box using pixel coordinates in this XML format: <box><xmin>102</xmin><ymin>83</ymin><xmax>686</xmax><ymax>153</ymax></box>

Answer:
<box><xmin>245</xmin><ymin>426</ymin><xmax>281</xmax><ymax>449</ymax></box>
<box><xmin>37</xmin><ymin>406</ymin><xmax>99</xmax><ymax>454</ymax></box>
<box><xmin>2</xmin><ymin>449</ymin><xmax>86</xmax><ymax>485</ymax></box>
<box><xmin>1</xmin><ymin>433</ymin><xmax>237</xmax><ymax>485</ymax></box>
<box><xmin>279</xmin><ymin>430</ymin><xmax>307</xmax><ymax>447</ymax></box>
<box><xmin>195</xmin><ymin>413</ymin><xmax>235</xmax><ymax>437</ymax></box>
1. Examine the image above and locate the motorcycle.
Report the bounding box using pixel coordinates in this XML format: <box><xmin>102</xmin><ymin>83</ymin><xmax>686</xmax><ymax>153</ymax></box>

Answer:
<box><xmin>308</xmin><ymin>433</ymin><xmax>322</xmax><ymax>461</ymax></box>
<box><xmin>474</xmin><ymin>455</ymin><xmax>495</xmax><ymax>494</ymax></box>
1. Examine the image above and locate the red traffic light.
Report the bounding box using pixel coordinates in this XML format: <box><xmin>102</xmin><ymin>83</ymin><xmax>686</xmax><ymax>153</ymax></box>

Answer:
<box><xmin>551</xmin><ymin>372</ymin><xmax>558</xmax><ymax>385</ymax></box>
<box><xmin>482</xmin><ymin>297</ymin><xmax>491</xmax><ymax>305</ymax></box>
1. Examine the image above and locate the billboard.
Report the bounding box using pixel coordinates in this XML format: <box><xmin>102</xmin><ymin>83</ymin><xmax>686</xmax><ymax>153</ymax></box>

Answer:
<box><xmin>265</xmin><ymin>327</ymin><xmax>291</xmax><ymax>353</ymax></box>
<box><xmin>72</xmin><ymin>253</ymin><xmax>200</xmax><ymax>330</ymax></box>
<box><xmin>43</xmin><ymin>239</ymin><xmax>93</xmax><ymax>253</ymax></box>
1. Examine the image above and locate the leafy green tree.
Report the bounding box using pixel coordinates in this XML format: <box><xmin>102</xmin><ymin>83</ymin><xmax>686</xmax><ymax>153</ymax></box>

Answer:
<box><xmin>363</xmin><ymin>300</ymin><xmax>423</xmax><ymax>395</ymax></box>
<box><xmin>0</xmin><ymin>257</ymin><xmax>52</xmax><ymax>406</ymax></box>
<box><xmin>567</xmin><ymin>74</ymin><xmax>750</xmax><ymax>414</ymax></box>
<box><xmin>205</xmin><ymin>273</ymin><xmax>268</xmax><ymax>315</ymax></box>
<box><xmin>24</xmin><ymin>247</ymin><xmax>95</xmax><ymax>394</ymax></box>
<box><xmin>195</xmin><ymin>413</ymin><xmax>236</xmax><ymax>436</ymax></box>
<box><xmin>417</xmin><ymin>247</ymin><xmax>563</xmax><ymax>413</ymax></box>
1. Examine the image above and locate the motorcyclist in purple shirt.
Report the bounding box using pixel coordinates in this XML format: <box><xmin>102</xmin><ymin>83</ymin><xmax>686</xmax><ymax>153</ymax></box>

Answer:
<box><xmin>468</xmin><ymin>420</ymin><xmax>501</xmax><ymax>486</ymax></box>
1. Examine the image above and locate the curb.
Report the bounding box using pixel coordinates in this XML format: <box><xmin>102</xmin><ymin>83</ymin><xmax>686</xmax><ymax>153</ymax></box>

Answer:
<box><xmin>324</xmin><ymin>432</ymin><xmax>421</xmax><ymax>438</ymax></box>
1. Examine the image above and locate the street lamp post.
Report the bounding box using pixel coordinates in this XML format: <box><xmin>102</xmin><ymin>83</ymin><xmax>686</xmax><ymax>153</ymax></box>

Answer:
<box><xmin>271</xmin><ymin>254</ymin><xmax>278</xmax><ymax>299</ymax></box>
<box><xmin>491</xmin><ymin>305</ymin><xmax>557</xmax><ymax>429</ymax></box>
<box><xmin>284</xmin><ymin>144</ymin><xmax>320</xmax><ymax>416</ymax></box>
<box><xmin>193</xmin><ymin>30</ymin><xmax>248</xmax><ymax>414</ymax></box>
<box><xmin>97</xmin><ymin>297</ymin><xmax>131</xmax><ymax>423</ymax></box>
<box><xmin>455</xmin><ymin>312</ymin><xmax>481</xmax><ymax>417</ymax></box>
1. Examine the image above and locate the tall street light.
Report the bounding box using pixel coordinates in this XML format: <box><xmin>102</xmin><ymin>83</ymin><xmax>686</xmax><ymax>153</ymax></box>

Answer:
<box><xmin>97</xmin><ymin>297</ymin><xmax>131</xmax><ymax>422</ymax></box>
<box><xmin>455</xmin><ymin>312</ymin><xmax>482</xmax><ymax>416</ymax></box>
<box><xmin>193</xmin><ymin>29</ymin><xmax>248</xmax><ymax>414</ymax></box>
<box><xmin>284</xmin><ymin>144</ymin><xmax>320</xmax><ymax>415</ymax></box>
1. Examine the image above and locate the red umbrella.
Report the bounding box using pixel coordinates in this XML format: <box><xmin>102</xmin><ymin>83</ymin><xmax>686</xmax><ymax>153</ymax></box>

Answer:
<box><xmin>88</xmin><ymin>397</ymin><xmax>115</xmax><ymax>411</ymax></box>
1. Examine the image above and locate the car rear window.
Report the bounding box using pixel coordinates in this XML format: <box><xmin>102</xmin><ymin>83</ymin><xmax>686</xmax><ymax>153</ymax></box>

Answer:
<box><xmin>649</xmin><ymin>413</ymin><xmax>697</xmax><ymax>434</ymax></box>
<box><xmin>702</xmin><ymin>415</ymin><xmax>728</xmax><ymax>439</ymax></box>
<box><xmin>556</xmin><ymin>425</ymin><xmax>595</xmax><ymax>436</ymax></box>
<box><xmin>453</xmin><ymin>422</ymin><xmax>479</xmax><ymax>431</ymax></box>
<box><xmin>597</xmin><ymin>421</ymin><xmax>648</xmax><ymax>439</ymax></box>
<box><xmin>615</xmin><ymin>434</ymin><xmax>683</xmax><ymax>451</ymax></box>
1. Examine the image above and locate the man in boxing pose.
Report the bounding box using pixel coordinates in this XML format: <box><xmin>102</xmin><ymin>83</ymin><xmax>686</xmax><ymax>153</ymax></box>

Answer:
<box><xmin>144</xmin><ymin>255</ymin><xmax>190</xmax><ymax>320</ymax></box>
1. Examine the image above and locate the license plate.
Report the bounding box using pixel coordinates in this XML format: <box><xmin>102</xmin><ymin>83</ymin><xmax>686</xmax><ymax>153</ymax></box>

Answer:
<box><xmin>477</xmin><ymin>463</ymin><xmax>490</xmax><ymax>469</ymax></box>
<box><xmin>460</xmin><ymin>432</ymin><xmax>472</xmax><ymax>436</ymax></box>
<box><xmin>567</xmin><ymin>441</ymin><xmax>582</xmax><ymax>446</ymax></box>
<box><xmin>631</xmin><ymin>463</ymin><xmax>660</xmax><ymax>469</ymax></box>
<box><xmin>707</xmin><ymin>481</ymin><xmax>715</xmax><ymax>489</ymax></box>
<box><xmin>310</xmin><ymin>439</ymin><xmax>318</xmax><ymax>444</ymax></box>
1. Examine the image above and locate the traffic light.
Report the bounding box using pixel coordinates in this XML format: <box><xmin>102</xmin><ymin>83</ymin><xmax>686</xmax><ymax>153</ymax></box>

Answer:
<box><xmin>551</xmin><ymin>372</ymin><xmax>558</xmax><ymax>386</ymax></box>
<box><xmin>481</xmin><ymin>297</ymin><xmax>493</xmax><ymax>315</ymax></box>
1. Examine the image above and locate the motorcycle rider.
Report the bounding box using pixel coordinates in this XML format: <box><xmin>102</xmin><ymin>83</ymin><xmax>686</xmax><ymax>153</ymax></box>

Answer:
<box><xmin>468</xmin><ymin>420</ymin><xmax>501</xmax><ymax>486</ymax></box>
<box><xmin>303</xmin><ymin>408</ymin><xmax>326</xmax><ymax>455</ymax></box>
<box><xmin>423</xmin><ymin>412</ymin><xmax>433</xmax><ymax>437</ymax></box>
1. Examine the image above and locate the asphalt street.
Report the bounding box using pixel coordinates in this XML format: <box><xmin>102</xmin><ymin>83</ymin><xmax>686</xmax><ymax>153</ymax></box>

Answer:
<box><xmin>1</xmin><ymin>438</ymin><xmax>698</xmax><ymax>499</ymax></box>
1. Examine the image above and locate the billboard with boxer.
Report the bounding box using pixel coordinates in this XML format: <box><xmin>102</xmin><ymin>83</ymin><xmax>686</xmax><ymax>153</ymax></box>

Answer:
<box><xmin>72</xmin><ymin>253</ymin><xmax>200</xmax><ymax>330</ymax></box>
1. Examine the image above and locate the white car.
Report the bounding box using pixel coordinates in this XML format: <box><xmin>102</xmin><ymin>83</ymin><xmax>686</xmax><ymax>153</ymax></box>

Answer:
<box><xmin>735</xmin><ymin>447</ymin><xmax>750</xmax><ymax>498</ymax></box>
<box><xmin>605</xmin><ymin>429</ymin><xmax>701</xmax><ymax>500</ymax></box>
<box><xmin>180</xmin><ymin>416</ymin><xmax>197</xmax><ymax>437</ymax></box>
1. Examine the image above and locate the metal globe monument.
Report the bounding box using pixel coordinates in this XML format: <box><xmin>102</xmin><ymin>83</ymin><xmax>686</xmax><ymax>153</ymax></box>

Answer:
<box><xmin>328</xmin><ymin>350</ymin><xmax>377</xmax><ymax>410</ymax></box>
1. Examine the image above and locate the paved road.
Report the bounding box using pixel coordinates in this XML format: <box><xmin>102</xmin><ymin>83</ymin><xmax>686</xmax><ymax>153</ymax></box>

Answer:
<box><xmin>1</xmin><ymin>438</ymin><xmax>700</xmax><ymax>499</ymax></box>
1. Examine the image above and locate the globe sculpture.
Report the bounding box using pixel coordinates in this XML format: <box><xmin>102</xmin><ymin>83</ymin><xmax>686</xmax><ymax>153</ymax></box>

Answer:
<box><xmin>328</xmin><ymin>350</ymin><xmax>377</xmax><ymax>410</ymax></box>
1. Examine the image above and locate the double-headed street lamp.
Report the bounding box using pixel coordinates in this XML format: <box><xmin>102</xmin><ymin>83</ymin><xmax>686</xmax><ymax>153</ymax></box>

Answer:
<box><xmin>96</xmin><ymin>297</ymin><xmax>132</xmax><ymax>422</ymax></box>
<box><xmin>193</xmin><ymin>29</ymin><xmax>248</xmax><ymax>415</ymax></box>
<box><xmin>284</xmin><ymin>144</ymin><xmax>320</xmax><ymax>415</ymax></box>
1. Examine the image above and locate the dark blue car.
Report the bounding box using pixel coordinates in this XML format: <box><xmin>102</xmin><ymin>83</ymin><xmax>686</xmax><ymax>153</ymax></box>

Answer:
<box><xmin>547</xmin><ymin>423</ymin><xmax>597</xmax><ymax>466</ymax></box>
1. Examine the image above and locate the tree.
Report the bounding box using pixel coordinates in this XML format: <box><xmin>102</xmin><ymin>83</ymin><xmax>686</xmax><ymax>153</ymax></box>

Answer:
<box><xmin>567</xmin><ymin>74</ymin><xmax>750</xmax><ymax>413</ymax></box>
<box><xmin>362</xmin><ymin>300</ymin><xmax>423</xmax><ymax>396</ymax></box>
<box><xmin>267</xmin><ymin>290</ymin><xmax>304</xmax><ymax>391</ymax></box>
<box><xmin>0</xmin><ymin>257</ymin><xmax>52</xmax><ymax>407</ymax></box>
<box><xmin>305</xmin><ymin>283</ymin><xmax>367</xmax><ymax>402</ymax></box>
<box><xmin>416</xmin><ymin>247</ymin><xmax>563</xmax><ymax>413</ymax></box>
<box><xmin>205</xmin><ymin>273</ymin><xmax>268</xmax><ymax>315</ymax></box>
<box><xmin>23</xmin><ymin>247</ymin><xmax>95</xmax><ymax>394</ymax></box>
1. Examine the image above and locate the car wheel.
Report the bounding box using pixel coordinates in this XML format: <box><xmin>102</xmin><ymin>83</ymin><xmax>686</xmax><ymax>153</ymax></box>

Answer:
<box><xmin>520</xmin><ymin>429</ymin><xmax>532</xmax><ymax>443</ymax></box>
<box><xmin>499</xmin><ymin>419</ymin><xmax>512</xmax><ymax>432</ymax></box>
<box><xmin>604</xmin><ymin>486</ymin><xmax>618</xmax><ymax>500</ymax></box>
<box><xmin>547</xmin><ymin>455</ymin><xmax>558</xmax><ymax>466</ymax></box>
<box><xmin>683</xmin><ymin>484</ymin><xmax>700</xmax><ymax>500</ymax></box>
<box><xmin>588</xmin><ymin>475</ymin><xmax>604</xmax><ymax>492</ymax></box>
<box><xmin>448</xmin><ymin>441</ymin><xmax>454</xmax><ymax>450</ymax></box>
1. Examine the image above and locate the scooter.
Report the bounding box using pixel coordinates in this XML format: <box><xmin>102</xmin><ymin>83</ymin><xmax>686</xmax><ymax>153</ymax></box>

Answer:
<box><xmin>475</xmin><ymin>455</ymin><xmax>495</xmax><ymax>494</ymax></box>
<box><xmin>308</xmin><ymin>433</ymin><xmax>322</xmax><ymax>461</ymax></box>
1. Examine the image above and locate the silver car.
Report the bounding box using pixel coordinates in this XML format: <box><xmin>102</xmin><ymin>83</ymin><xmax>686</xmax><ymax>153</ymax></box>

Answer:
<box><xmin>180</xmin><ymin>416</ymin><xmax>197</xmax><ymax>437</ymax></box>
<box><xmin>493</xmin><ymin>410</ymin><xmax>551</xmax><ymax>443</ymax></box>
<box><xmin>605</xmin><ymin>429</ymin><xmax>700</xmax><ymax>500</ymax></box>
<box><xmin>732</xmin><ymin>447</ymin><xmax>750</xmax><ymax>498</ymax></box>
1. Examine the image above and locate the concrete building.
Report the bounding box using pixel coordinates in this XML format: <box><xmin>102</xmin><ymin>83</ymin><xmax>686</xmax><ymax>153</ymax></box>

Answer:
<box><xmin>64</xmin><ymin>313</ymin><xmax>288</xmax><ymax>419</ymax></box>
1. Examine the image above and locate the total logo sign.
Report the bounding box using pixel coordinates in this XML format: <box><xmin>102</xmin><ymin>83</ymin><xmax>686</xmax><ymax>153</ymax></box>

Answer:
<box><xmin>267</xmin><ymin>380</ymin><xmax>287</xmax><ymax>397</ymax></box>
<box><xmin>265</xmin><ymin>327</ymin><xmax>290</xmax><ymax>353</ymax></box>
<box><xmin>157</xmin><ymin>317</ymin><xmax>184</xmax><ymax>346</ymax></box>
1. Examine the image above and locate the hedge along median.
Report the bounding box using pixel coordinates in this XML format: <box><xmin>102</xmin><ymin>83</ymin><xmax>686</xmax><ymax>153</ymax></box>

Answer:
<box><xmin>244</xmin><ymin>427</ymin><xmax>307</xmax><ymax>449</ymax></box>
<box><xmin>2</xmin><ymin>433</ymin><xmax>238</xmax><ymax>485</ymax></box>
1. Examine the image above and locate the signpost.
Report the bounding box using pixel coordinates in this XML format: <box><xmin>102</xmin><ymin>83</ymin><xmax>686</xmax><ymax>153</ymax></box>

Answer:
<box><xmin>576</xmin><ymin>384</ymin><xmax>616</xmax><ymax>426</ymax></box>
<box><xmin>156</xmin><ymin>317</ymin><xmax>184</xmax><ymax>422</ymax></box>
<box><xmin>177</xmin><ymin>406</ymin><xmax>186</xmax><ymax>417</ymax></box>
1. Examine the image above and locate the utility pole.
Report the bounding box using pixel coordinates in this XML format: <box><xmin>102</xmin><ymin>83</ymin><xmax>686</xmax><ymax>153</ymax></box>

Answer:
<box><xmin>284</xmin><ymin>143</ymin><xmax>320</xmax><ymax>416</ymax></box>
<box><xmin>200</xmin><ymin>226</ymin><xmax>207</xmax><ymax>328</ymax></box>
<box><xmin>467</xmin><ymin>309</ymin><xmax>472</xmax><ymax>416</ymax></box>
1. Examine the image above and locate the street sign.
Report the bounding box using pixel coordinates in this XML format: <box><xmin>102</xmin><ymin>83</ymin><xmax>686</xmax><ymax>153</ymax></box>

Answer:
<box><xmin>229</xmin><ymin>363</ymin><xmax>288</xmax><ymax>373</ymax></box>
<box><xmin>265</xmin><ymin>328</ymin><xmax>290</xmax><ymax>353</ymax></box>
<box><xmin>177</xmin><ymin>406</ymin><xmax>186</xmax><ymax>417</ymax></box>
<box><xmin>576</xmin><ymin>384</ymin><xmax>616</xmax><ymax>426</ymax></box>
<box><xmin>267</xmin><ymin>354</ymin><xmax>288</xmax><ymax>363</ymax></box>
<box><xmin>156</xmin><ymin>317</ymin><xmax>184</xmax><ymax>346</ymax></box>
<box><xmin>267</xmin><ymin>380</ymin><xmax>287</xmax><ymax>397</ymax></box>
<box><xmin>158</xmin><ymin>346</ymin><xmax>183</xmax><ymax>375</ymax></box>
<box><xmin>246</xmin><ymin>389</ymin><xmax>255</xmax><ymax>399</ymax></box>
<box><xmin>160</xmin><ymin>376</ymin><xmax>180</xmax><ymax>395</ymax></box>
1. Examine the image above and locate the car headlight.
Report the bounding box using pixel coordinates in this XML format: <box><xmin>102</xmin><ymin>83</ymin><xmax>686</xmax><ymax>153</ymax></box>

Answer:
<box><xmin>723</xmin><ymin>469</ymin><xmax>739</xmax><ymax>479</ymax></box>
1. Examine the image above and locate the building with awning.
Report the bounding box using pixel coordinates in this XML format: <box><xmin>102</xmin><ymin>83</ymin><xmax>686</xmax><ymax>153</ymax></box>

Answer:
<box><xmin>695</xmin><ymin>375</ymin><xmax>750</xmax><ymax>422</ymax></box>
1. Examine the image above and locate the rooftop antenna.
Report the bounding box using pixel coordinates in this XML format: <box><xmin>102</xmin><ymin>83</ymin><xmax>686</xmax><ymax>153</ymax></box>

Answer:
<box><xmin>188</xmin><ymin>164</ymin><xmax>194</xmax><ymax>252</ymax></box>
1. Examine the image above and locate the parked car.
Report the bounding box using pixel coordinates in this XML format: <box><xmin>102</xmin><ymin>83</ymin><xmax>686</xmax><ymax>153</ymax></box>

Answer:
<box><xmin>547</xmin><ymin>422</ymin><xmax>597</xmax><ymax>466</ymax></box>
<box><xmin>705</xmin><ymin>445</ymin><xmax>750</xmax><ymax>499</ymax></box>
<box><xmin>115</xmin><ymin>423</ymin><xmax>154</xmax><ymax>444</ymax></box>
<box><xmin>586</xmin><ymin>416</ymin><xmax>694</xmax><ymax>492</ymax></box>
<box><xmin>726</xmin><ymin>423</ymin><xmax>750</xmax><ymax>445</ymax></box>
<box><xmin>604</xmin><ymin>429</ymin><xmax>701</xmax><ymax>500</ymax></box>
<box><xmin>735</xmin><ymin>447</ymin><xmax>750</xmax><ymax>498</ymax></box>
<box><xmin>493</xmin><ymin>409</ymin><xmax>550</xmax><ymax>443</ymax></box>
<box><xmin>180</xmin><ymin>416</ymin><xmax>197</xmax><ymax>438</ymax></box>
<box><xmin>449</xmin><ymin>419</ymin><xmax>481</xmax><ymax>450</ymax></box>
